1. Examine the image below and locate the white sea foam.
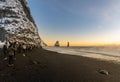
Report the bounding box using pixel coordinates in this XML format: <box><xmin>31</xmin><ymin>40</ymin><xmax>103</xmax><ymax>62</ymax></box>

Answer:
<box><xmin>43</xmin><ymin>46</ymin><xmax>120</xmax><ymax>64</ymax></box>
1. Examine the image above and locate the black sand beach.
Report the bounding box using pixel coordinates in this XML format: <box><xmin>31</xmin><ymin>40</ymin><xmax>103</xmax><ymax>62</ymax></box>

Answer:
<box><xmin>0</xmin><ymin>48</ymin><xmax>120</xmax><ymax>82</ymax></box>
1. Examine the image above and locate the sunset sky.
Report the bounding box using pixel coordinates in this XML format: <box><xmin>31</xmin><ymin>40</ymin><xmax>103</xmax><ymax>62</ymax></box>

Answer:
<box><xmin>28</xmin><ymin>0</ymin><xmax>120</xmax><ymax>46</ymax></box>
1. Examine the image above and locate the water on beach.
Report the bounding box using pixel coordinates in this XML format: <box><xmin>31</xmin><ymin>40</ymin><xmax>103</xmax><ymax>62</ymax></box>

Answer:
<box><xmin>44</xmin><ymin>46</ymin><xmax>120</xmax><ymax>64</ymax></box>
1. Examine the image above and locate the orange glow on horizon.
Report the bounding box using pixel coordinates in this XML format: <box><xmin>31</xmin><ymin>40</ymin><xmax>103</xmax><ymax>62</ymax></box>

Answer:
<box><xmin>46</xmin><ymin>41</ymin><xmax>120</xmax><ymax>46</ymax></box>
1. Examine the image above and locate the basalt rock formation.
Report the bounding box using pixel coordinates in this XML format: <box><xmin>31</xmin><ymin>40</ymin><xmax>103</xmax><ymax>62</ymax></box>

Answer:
<box><xmin>0</xmin><ymin>0</ymin><xmax>45</xmax><ymax>46</ymax></box>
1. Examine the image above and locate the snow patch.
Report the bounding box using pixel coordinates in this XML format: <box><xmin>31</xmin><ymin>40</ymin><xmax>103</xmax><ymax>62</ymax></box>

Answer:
<box><xmin>0</xmin><ymin>41</ymin><xmax>5</xmax><ymax>48</ymax></box>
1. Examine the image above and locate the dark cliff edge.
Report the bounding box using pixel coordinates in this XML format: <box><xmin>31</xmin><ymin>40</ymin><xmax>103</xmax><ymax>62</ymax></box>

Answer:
<box><xmin>0</xmin><ymin>0</ymin><xmax>46</xmax><ymax>46</ymax></box>
<box><xmin>19</xmin><ymin>0</ymin><xmax>37</xmax><ymax>28</ymax></box>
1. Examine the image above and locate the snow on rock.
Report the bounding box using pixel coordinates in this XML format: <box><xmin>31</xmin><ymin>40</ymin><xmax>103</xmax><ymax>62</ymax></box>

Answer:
<box><xmin>0</xmin><ymin>0</ymin><xmax>45</xmax><ymax>46</ymax></box>
<box><xmin>0</xmin><ymin>41</ymin><xmax>5</xmax><ymax>48</ymax></box>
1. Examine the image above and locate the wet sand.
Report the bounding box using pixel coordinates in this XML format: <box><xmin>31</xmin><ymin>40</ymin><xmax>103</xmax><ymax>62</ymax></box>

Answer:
<box><xmin>0</xmin><ymin>48</ymin><xmax>120</xmax><ymax>82</ymax></box>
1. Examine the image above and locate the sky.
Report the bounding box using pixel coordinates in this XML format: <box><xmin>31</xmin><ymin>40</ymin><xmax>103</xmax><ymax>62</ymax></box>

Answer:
<box><xmin>27</xmin><ymin>0</ymin><xmax>120</xmax><ymax>46</ymax></box>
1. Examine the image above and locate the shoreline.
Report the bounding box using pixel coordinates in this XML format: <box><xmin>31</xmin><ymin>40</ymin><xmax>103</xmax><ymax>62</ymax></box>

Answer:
<box><xmin>0</xmin><ymin>48</ymin><xmax>120</xmax><ymax>81</ymax></box>
<box><xmin>43</xmin><ymin>47</ymin><xmax>120</xmax><ymax>64</ymax></box>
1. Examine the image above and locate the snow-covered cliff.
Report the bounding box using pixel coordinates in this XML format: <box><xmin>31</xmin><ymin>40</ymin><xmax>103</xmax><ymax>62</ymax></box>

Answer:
<box><xmin>0</xmin><ymin>0</ymin><xmax>44</xmax><ymax>46</ymax></box>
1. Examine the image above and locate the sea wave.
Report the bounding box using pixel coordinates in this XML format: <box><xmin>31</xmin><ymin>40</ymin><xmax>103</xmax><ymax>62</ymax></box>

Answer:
<box><xmin>44</xmin><ymin>46</ymin><xmax>120</xmax><ymax>64</ymax></box>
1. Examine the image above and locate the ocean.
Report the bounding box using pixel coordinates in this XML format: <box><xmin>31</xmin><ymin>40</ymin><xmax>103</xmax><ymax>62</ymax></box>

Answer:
<box><xmin>44</xmin><ymin>46</ymin><xmax>120</xmax><ymax>64</ymax></box>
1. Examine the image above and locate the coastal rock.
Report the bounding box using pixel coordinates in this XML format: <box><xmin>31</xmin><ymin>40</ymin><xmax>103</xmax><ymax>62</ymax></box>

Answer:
<box><xmin>98</xmin><ymin>69</ymin><xmax>109</xmax><ymax>75</ymax></box>
<box><xmin>67</xmin><ymin>42</ymin><xmax>70</xmax><ymax>47</ymax></box>
<box><xmin>0</xmin><ymin>0</ymin><xmax>45</xmax><ymax>46</ymax></box>
<box><xmin>54</xmin><ymin>41</ymin><xmax>60</xmax><ymax>47</ymax></box>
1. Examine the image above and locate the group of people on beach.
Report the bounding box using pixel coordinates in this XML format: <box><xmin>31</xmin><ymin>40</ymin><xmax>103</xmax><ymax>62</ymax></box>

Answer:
<box><xmin>2</xmin><ymin>40</ymin><xmax>39</xmax><ymax>66</ymax></box>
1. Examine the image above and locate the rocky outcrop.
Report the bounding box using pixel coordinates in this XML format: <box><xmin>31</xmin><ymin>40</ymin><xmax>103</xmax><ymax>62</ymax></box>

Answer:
<box><xmin>54</xmin><ymin>41</ymin><xmax>60</xmax><ymax>47</ymax></box>
<box><xmin>0</xmin><ymin>0</ymin><xmax>44</xmax><ymax>46</ymax></box>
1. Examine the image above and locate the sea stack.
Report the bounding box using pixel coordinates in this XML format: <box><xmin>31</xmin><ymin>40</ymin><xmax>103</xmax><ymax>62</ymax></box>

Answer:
<box><xmin>67</xmin><ymin>42</ymin><xmax>69</xmax><ymax>47</ymax></box>
<box><xmin>0</xmin><ymin>0</ymin><xmax>45</xmax><ymax>46</ymax></box>
<box><xmin>54</xmin><ymin>41</ymin><xmax>60</xmax><ymax>47</ymax></box>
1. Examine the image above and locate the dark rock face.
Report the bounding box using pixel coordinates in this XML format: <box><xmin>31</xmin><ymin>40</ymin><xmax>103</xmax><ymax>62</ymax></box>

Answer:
<box><xmin>19</xmin><ymin>0</ymin><xmax>36</xmax><ymax>27</ymax></box>
<box><xmin>0</xmin><ymin>0</ymin><xmax>44</xmax><ymax>46</ymax></box>
<box><xmin>54</xmin><ymin>41</ymin><xmax>60</xmax><ymax>47</ymax></box>
<box><xmin>0</xmin><ymin>28</ymin><xmax>7</xmax><ymax>42</ymax></box>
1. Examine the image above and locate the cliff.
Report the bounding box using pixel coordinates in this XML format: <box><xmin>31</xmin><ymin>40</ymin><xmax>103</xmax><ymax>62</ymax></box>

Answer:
<box><xmin>0</xmin><ymin>0</ymin><xmax>44</xmax><ymax>46</ymax></box>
